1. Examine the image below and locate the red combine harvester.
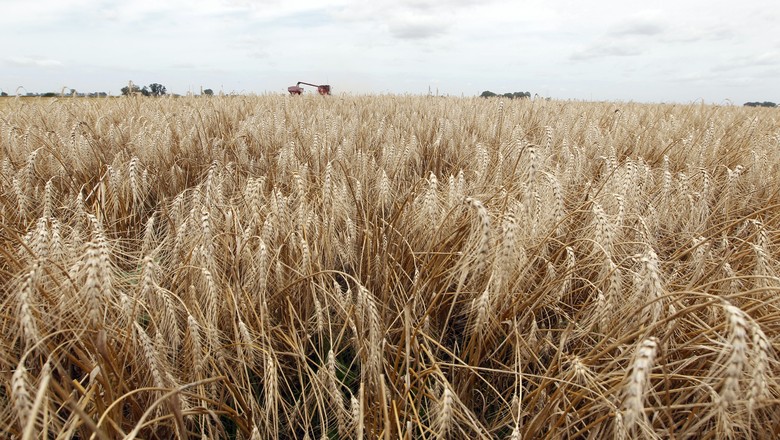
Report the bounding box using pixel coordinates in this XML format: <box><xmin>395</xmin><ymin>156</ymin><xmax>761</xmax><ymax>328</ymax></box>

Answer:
<box><xmin>288</xmin><ymin>82</ymin><xmax>331</xmax><ymax>95</ymax></box>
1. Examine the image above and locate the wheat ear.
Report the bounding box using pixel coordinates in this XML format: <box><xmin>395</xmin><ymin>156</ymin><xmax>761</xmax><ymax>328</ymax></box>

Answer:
<box><xmin>623</xmin><ymin>337</ymin><xmax>658</xmax><ymax>431</ymax></box>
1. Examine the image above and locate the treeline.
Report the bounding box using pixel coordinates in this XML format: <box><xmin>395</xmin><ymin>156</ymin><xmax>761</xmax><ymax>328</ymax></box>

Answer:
<box><xmin>1</xmin><ymin>90</ymin><xmax>108</xmax><ymax>97</ymax></box>
<box><xmin>480</xmin><ymin>90</ymin><xmax>531</xmax><ymax>99</ymax></box>
<box><xmin>120</xmin><ymin>81</ymin><xmax>215</xmax><ymax>97</ymax></box>
<box><xmin>744</xmin><ymin>101</ymin><xmax>777</xmax><ymax>108</ymax></box>
<box><xmin>121</xmin><ymin>83</ymin><xmax>167</xmax><ymax>97</ymax></box>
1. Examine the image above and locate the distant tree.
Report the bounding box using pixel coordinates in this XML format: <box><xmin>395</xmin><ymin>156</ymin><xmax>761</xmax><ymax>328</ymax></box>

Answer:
<box><xmin>480</xmin><ymin>90</ymin><xmax>497</xmax><ymax>98</ymax></box>
<box><xmin>203</xmin><ymin>88</ymin><xmax>214</xmax><ymax>96</ymax></box>
<box><xmin>121</xmin><ymin>84</ymin><xmax>142</xmax><ymax>96</ymax></box>
<box><xmin>149</xmin><ymin>83</ymin><xmax>166</xmax><ymax>97</ymax></box>
<box><xmin>120</xmin><ymin>82</ymin><xmax>160</xmax><ymax>96</ymax></box>
<box><xmin>42</xmin><ymin>92</ymin><xmax>57</xmax><ymax>97</ymax></box>
<box><xmin>744</xmin><ymin>101</ymin><xmax>777</xmax><ymax>108</ymax></box>
<box><xmin>0</xmin><ymin>91</ymin><xmax>7</xmax><ymax>97</ymax></box>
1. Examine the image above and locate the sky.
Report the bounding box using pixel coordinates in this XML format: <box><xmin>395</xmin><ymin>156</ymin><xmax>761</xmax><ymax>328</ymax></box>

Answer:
<box><xmin>1</xmin><ymin>0</ymin><xmax>778</xmax><ymax>103</ymax></box>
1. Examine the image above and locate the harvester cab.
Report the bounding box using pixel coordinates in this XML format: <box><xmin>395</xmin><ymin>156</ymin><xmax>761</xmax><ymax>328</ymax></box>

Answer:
<box><xmin>288</xmin><ymin>82</ymin><xmax>331</xmax><ymax>96</ymax></box>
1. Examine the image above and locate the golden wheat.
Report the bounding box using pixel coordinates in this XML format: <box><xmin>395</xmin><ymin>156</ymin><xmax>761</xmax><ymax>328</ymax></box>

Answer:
<box><xmin>1</xmin><ymin>95</ymin><xmax>779</xmax><ymax>439</ymax></box>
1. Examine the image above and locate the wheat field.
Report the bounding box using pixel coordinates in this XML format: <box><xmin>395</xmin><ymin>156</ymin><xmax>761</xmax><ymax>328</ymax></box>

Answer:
<box><xmin>1</xmin><ymin>95</ymin><xmax>779</xmax><ymax>439</ymax></box>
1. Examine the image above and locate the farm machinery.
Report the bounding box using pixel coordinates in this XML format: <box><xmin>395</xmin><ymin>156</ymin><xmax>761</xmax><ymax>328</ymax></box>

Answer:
<box><xmin>288</xmin><ymin>82</ymin><xmax>331</xmax><ymax>95</ymax></box>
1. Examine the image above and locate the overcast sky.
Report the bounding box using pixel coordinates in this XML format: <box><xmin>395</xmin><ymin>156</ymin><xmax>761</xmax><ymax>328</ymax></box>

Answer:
<box><xmin>2</xmin><ymin>0</ymin><xmax>778</xmax><ymax>103</ymax></box>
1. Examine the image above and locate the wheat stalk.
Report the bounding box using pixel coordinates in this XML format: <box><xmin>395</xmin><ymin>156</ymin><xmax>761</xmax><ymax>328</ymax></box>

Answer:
<box><xmin>11</xmin><ymin>362</ymin><xmax>33</xmax><ymax>430</ymax></box>
<box><xmin>623</xmin><ymin>337</ymin><xmax>658</xmax><ymax>431</ymax></box>
<box><xmin>135</xmin><ymin>321</ymin><xmax>167</xmax><ymax>390</ymax></box>
<box><xmin>720</xmin><ymin>303</ymin><xmax>748</xmax><ymax>410</ymax></box>
<box><xmin>17</xmin><ymin>265</ymin><xmax>40</xmax><ymax>348</ymax></box>
<box><xmin>720</xmin><ymin>303</ymin><xmax>747</xmax><ymax>409</ymax></box>
<box><xmin>748</xmin><ymin>321</ymin><xmax>770</xmax><ymax>411</ymax></box>
<box><xmin>436</xmin><ymin>384</ymin><xmax>454</xmax><ymax>439</ymax></box>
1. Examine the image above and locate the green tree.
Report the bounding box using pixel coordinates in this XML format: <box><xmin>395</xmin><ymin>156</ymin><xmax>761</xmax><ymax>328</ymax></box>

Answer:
<box><xmin>121</xmin><ymin>84</ymin><xmax>142</xmax><ymax>96</ymax></box>
<box><xmin>480</xmin><ymin>90</ymin><xmax>497</xmax><ymax>98</ymax></box>
<box><xmin>203</xmin><ymin>89</ymin><xmax>214</xmax><ymax>96</ymax></box>
<box><xmin>149</xmin><ymin>83</ymin><xmax>166</xmax><ymax>97</ymax></box>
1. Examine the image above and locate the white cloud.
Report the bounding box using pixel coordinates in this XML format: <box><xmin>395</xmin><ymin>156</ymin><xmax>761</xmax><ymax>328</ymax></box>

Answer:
<box><xmin>5</xmin><ymin>57</ymin><xmax>63</xmax><ymax>67</ymax></box>
<box><xmin>608</xmin><ymin>15</ymin><xmax>666</xmax><ymax>37</ymax></box>
<box><xmin>387</xmin><ymin>15</ymin><xmax>449</xmax><ymax>40</ymax></box>
<box><xmin>753</xmin><ymin>52</ymin><xmax>780</xmax><ymax>66</ymax></box>
<box><xmin>709</xmin><ymin>51</ymin><xmax>780</xmax><ymax>77</ymax></box>
<box><xmin>663</xmin><ymin>24</ymin><xmax>736</xmax><ymax>43</ymax></box>
<box><xmin>332</xmin><ymin>0</ymin><xmax>491</xmax><ymax>41</ymax></box>
<box><xmin>570</xmin><ymin>42</ymin><xmax>644</xmax><ymax>61</ymax></box>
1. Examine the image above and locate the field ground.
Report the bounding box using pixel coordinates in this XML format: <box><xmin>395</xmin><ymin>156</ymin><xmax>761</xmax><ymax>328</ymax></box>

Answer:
<box><xmin>1</xmin><ymin>95</ymin><xmax>780</xmax><ymax>438</ymax></box>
